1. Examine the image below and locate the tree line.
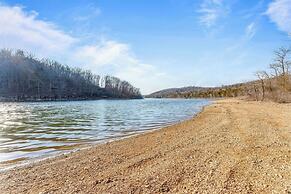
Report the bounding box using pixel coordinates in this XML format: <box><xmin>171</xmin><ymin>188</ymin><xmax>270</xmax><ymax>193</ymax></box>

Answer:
<box><xmin>0</xmin><ymin>49</ymin><xmax>142</xmax><ymax>101</ymax></box>
<box><xmin>148</xmin><ymin>45</ymin><xmax>291</xmax><ymax>102</ymax></box>
<box><xmin>147</xmin><ymin>82</ymin><xmax>250</xmax><ymax>99</ymax></box>
<box><xmin>252</xmin><ymin>46</ymin><xmax>291</xmax><ymax>102</ymax></box>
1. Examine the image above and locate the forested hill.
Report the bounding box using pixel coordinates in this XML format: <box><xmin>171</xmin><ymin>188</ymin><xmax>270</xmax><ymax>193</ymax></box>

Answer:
<box><xmin>146</xmin><ymin>83</ymin><xmax>254</xmax><ymax>99</ymax></box>
<box><xmin>147</xmin><ymin>86</ymin><xmax>211</xmax><ymax>98</ymax></box>
<box><xmin>147</xmin><ymin>46</ymin><xmax>291</xmax><ymax>103</ymax></box>
<box><xmin>0</xmin><ymin>49</ymin><xmax>142</xmax><ymax>101</ymax></box>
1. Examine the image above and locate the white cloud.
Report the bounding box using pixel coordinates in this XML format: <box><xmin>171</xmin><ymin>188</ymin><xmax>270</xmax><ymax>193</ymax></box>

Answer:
<box><xmin>0</xmin><ymin>4</ymin><xmax>167</xmax><ymax>94</ymax></box>
<box><xmin>0</xmin><ymin>4</ymin><xmax>76</xmax><ymax>56</ymax></box>
<box><xmin>115</xmin><ymin>63</ymin><xmax>169</xmax><ymax>94</ymax></box>
<box><xmin>73</xmin><ymin>5</ymin><xmax>101</xmax><ymax>22</ymax></box>
<box><xmin>266</xmin><ymin>0</ymin><xmax>291</xmax><ymax>36</ymax></box>
<box><xmin>74</xmin><ymin>40</ymin><xmax>168</xmax><ymax>94</ymax></box>
<box><xmin>225</xmin><ymin>22</ymin><xmax>257</xmax><ymax>53</ymax></box>
<box><xmin>245</xmin><ymin>22</ymin><xmax>256</xmax><ymax>39</ymax></box>
<box><xmin>75</xmin><ymin>40</ymin><xmax>136</xmax><ymax>68</ymax></box>
<box><xmin>198</xmin><ymin>0</ymin><xmax>229</xmax><ymax>27</ymax></box>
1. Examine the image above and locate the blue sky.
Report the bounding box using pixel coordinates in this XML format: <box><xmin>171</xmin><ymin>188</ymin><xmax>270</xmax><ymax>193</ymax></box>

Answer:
<box><xmin>0</xmin><ymin>0</ymin><xmax>290</xmax><ymax>94</ymax></box>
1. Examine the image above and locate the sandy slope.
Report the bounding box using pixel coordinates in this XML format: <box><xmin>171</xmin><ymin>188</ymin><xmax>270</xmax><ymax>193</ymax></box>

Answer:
<box><xmin>0</xmin><ymin>99</ymin><xmax>291</xmax><ymax>193</ymax></box>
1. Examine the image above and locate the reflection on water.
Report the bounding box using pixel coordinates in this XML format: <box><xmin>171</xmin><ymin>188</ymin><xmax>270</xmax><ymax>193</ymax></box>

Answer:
<box><xmin>0</xmin><ymin>98</ymin><xmax>210</xmax><ymax>168</ymax></box>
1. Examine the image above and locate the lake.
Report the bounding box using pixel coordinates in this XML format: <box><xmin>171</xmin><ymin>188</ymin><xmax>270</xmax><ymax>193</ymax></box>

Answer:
<box><xmin>0</xmin><ymin>98</ymin><xmax>210</xmax><ymax>169</ymax></box>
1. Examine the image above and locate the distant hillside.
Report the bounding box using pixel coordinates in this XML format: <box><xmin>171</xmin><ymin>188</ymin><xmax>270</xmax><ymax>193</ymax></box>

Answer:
<box><xmin>146</xmin><ymin>86</ymin><xmax>210</xmax><ymax>98</ymax></box>
<box><xmin>0</xmin><ymin>49</ymin><xmax>142</xmax><ymax>101</ymax></box>
<box><xmin>147</xmin><ymin>77</ymin><xmax>291</xmax><ymax>102</ymax></box>
<box><xmin>148</xmin><ymin>47</ymin><xmax>291</xmax><ymax>103</ymax></box>
<box><xmin>146</xmin><ymin>82</ymin><xmax>256</xmax><ymax>99</ymax></box>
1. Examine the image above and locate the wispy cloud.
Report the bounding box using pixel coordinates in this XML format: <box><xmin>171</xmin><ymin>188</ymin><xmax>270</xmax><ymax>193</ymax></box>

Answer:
<box><xmin>240</xmin><ymin>0</ymin><xmax>265</xmax><ymax>19</ymax></box>
<box><xmin>74</xmin><ymin>40</ymin><xmax>168</xmax><ymax>94</ymax></box>
<box><xmin>73</xmin><ymin>5</ymin><xmax>101</xmax><ymax>22</ymax></box>
<box><xmin>225</xmin><ymin>22</ymin><xmax>257</xmax><ymax>53</ymax></box>
<box><xmin>265</xmin><ymin>0</ymin><xmax>291</xmax><ymax>36</ymax></box>
<box><xmin>75</xmin><ymin>40</ymin><xmax>134</xmax><ymax>68</ymax></box>
<box><xmin>245</xmin><ymin>22</ymin><xmax>256</xmax><ymax>39</ymax></box>
<box><xmin>0</xmin><ymin>4</ymin><xmax>76</xmax><ymax>56</ymax></box>
<box><xmin>0</xmin><ymin>4</ymin><xmax>166</xmax><ymax>94</ymax></box>
<box><xmin>197</xmin><ymin>0</ymin><xmax>230</xmax><ymax>27</ymax></box>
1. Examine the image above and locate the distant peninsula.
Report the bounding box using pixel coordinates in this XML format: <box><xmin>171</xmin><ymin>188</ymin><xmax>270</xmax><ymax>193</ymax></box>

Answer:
<box><xmin>146</xmin><ymin>84</ymin><xmax>249</xmax><ymax>99</ymax></box>
<box><xmin>0</xmin><ymin>49</ymin><xmax>142</xmax><ymax>102</ymax></box>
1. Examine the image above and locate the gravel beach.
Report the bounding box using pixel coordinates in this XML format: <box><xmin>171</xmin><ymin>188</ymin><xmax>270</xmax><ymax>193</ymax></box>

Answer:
<box><xmin>0</xmin><ymin>99</ymin><xmax>291</xmax><ymax>193</ymax></box>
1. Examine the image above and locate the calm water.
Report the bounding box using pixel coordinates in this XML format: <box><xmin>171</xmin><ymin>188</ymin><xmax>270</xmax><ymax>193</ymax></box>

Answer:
<box><xmin>0</xmin><ymin>98</ymin><xmax>210</xmax><ymax>168</ymax></box>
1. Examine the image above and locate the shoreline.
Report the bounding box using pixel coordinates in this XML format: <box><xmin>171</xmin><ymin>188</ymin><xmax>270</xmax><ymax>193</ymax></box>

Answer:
<box><xmin>0</xmin><ymin>96</ymin><xmax>144</xmax><ymax>103</ymax></box>
<box><xmin>1</xmin><ymin>98</ymin><xmax>291</xmax><ymax>193</ymax></box>
<box><xmin>0</xmin><ymin>123</ymin><xmax>175</xmax><ymax>173</ymax></box>
<box><xmin>0</xmin><ymin>99</ymin><xmax>211</xmax><ymax>172</ymax></box>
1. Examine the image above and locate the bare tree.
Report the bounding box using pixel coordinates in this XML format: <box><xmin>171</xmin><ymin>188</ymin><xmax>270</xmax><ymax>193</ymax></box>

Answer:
<box><xmin>256</xmin><ymin>71</ymin><xmax>266</xmax><ymax>101</ymax></box>
<box><xmin>273</xmin><ymin>47</ymin><xmax>291</xmax><ymax>90</ymax></box>
<box><xmin>274</xmin><ymin>47</ymin><xmax>290</xmax><ymax>75</ymax></box>
<box><xmin>260</xmin><ymin>70</ymin><xmax>275</xmax><ymax>100</ymax></box>
<box><xmin>0</xmin><ymin>49</ymin><xmax>142</xmax><ymax>101</ymax></box>
<box><xmin>253</xmin><ymin>84</ymin><xmax>259</xmax><ymax>101</ymax></box>
<box><xmin>269</xmin><ymin>63</ymin><xmax>279</xmax><ymax>77</ymax></box>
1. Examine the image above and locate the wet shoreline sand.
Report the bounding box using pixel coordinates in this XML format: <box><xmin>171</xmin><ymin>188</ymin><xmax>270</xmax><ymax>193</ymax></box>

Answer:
<box><xmin>0</xmin><ymin>99</ymin><xmax>291</xmax><ymax>193</ymax></box>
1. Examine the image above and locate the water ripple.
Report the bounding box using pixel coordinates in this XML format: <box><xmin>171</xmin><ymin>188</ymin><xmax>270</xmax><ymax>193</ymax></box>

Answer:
<box><xmin>0</xmin><ymin>98</ymin><xmax>210</xmax><ymax>167</ymax></box>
